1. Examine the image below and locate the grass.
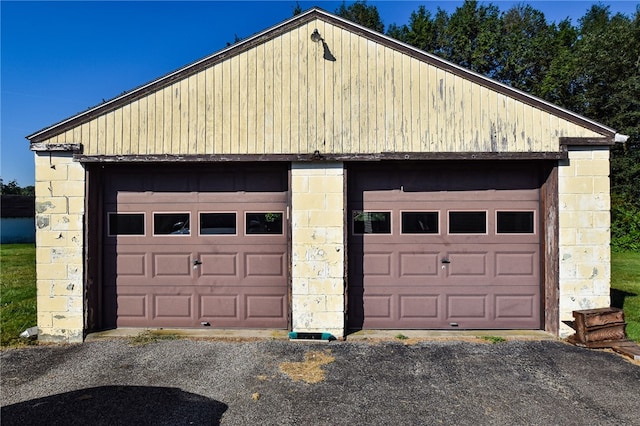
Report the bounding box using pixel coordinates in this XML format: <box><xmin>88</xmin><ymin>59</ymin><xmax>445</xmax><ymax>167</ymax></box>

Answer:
<box><xmin>1</xmin><ymin>244</ymin><xmax>37</xmax><ymax>347</ymax></box>
<box><xmin>479</xmin><ymin>335</ymin><xmax>507</xmax><ymax>344</ymax></box>
<box><xmin>611</xmin><ymin>251</ymin><xmax>640</xmax><ymax>342</ymax></box>
<box><xmin>128</xmin><ymin>330</ymin><xmax>180</xmax><ymax>346</ymax></box>
<box><xmin>0</xmin><ymin>244</ymin><xmax>638</xmax><ymax>346</ymax></box>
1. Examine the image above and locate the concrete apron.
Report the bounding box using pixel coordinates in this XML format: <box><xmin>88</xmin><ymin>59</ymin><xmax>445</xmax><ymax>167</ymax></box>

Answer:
<box><xmin>85</xmin><ymin>328</ymin><xmax>558</xmax><ymax>342</ymax></box>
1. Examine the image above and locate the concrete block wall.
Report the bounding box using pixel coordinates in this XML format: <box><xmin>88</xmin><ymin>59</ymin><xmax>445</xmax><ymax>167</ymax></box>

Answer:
<box><xmin>558</xmin><ymin>147</ymin><xmax>611</xmax><ymax>336</ymax></box>
<box><xmin>34</xmin><ymin>152</ymin><xmax>85</xmax><ymax>342</ymax></box>
<box><xmin>291</xmin><ymin>162</ymin><xmax>345</xmax><ymax>338</ymax></box>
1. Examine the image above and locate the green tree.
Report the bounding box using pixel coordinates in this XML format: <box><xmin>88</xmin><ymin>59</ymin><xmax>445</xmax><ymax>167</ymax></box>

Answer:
<box><xmin>438</xmin><ymin>0</ymin><xmax>502</xmax><ymax>77</ymax></box>
<box><xmin>0</xmin><ymin>178</ymin><xmax>34</xmax><ymax>195</ymax></box>
<box><xmin>497</xmin><ymin>5</ymin><xmax>555</xmax><ymax>95</ymax></box>
<box><xmin>335</xmin><ymin>0</ymin><xmax>384</xmax><ymax>33</ymax></box>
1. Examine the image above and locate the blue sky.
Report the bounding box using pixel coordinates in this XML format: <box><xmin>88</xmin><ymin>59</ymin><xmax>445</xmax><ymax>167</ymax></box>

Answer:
<box><xmin>2</xmin><ymin>1</ymin><xmax>638</xmax><ymax>186</ymax></box>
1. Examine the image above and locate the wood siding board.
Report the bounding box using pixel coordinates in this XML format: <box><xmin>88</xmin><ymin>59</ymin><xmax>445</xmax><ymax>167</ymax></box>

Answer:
<box><xmin>213</xmin><ymin>66</ymin><xmax>223</xmax><ymax>154</ymax></box>
<box><xmin>81</xmin><ymin>123</ymin><xmax>90</xmax><ymax>154</ymax></box>
<box><xmin>454</xmin><ymin>72</ymin><xmax>464</xmax><ymax>150</ymax></box>
<box><xmin>375</xmin><ymin>43</ymin><xmax>385</xmax><ymax>153</ymax></box>
<box><xmin>400</xmin><ymin>53</ymin><xmax>409</xmax><ymax>151</ymax></box>
<box><xmin>428</xmin><ymin>65</ymin><xmax>437</xmax><ymax>152</ymax></box>
<box><xmin>306</xmin><ymin>29</ymin><xmax>317</xmax><ymax>153</ymax></box>
<box><xmin>172</xmin><ymin>84</ymin><xmax>182</xmax><ymax>154</ymax></box>
<box><xmin>296</xmin><ymin>26</ymin><xmax>306</xmax><ymax>153</ymax></box>
<box><xmin>147</xmin><ymin>92</ymin><xmax>156</xmax><ymax>154</ymax></box>
<box><xmin>358</xmin><ymin>33</ymin><xmax>367</xmax><ymax>153</ymax></box>
<box><xmin>196</xmin><ymin>71</ymin><xmax>206</xmax><ymax>155</ymax></box>
<box><xmin>340</xmin><ymin>29</ymin><xmax>351</xmax><ymax>152</ymax></box>
<box><xmin>465</xmin><ymin>81</ymin><xmax>482</xmax><ymax>151</ymax></box>
<box><xmin>410</xmin><ymin>57</ymin><xmax>421</xmax><ymax>152</ymax></box>
<box><xmin>155</xmin><ymin>87</ymin><xmax>165</xmax><ymax>154</ymax></box>
<box><xmin>72</xmin><ymin>126</ymin><xmax>81</xmax><ymax>149</ymax></box>
<box><xmin>333</xmin><ymin>26</ymin><xmax>344</xmax><ymax>153</ymax></box>
<box><xmin>139</xmin><ymin>96</ymin><xmax>149</xmax><ymax>155</ymax></box>
<box><xmin>245</xmin><ymin>49</ymin><xmax>257</xmax><ymax>154</ymax></box>
<box><xmin>204</xmin><ymin>67</ymin><xmax>214</xmax><ymax>154</ymax></box>
<box><xmin>290</xmin><ymin>29</ymin><xmax>300</xmax><ymax>154</ymax></box>
<box><xmin>105</xmin><ymin>112</ymin><xmax>115</xmax><ymax>155</ymax></box>
<box><xmin>238</xmin><ymin>52</ymin><xmax>248</xmax><ymax>154</ymax></box>
<box><xmin>264</xmin><ymin>39</ymin><xmax>275</xmax><ymax>154</ymax></box>
<box><xmin>383</xmin><ymin>47</ymin><xmax>394</xmax><ymax>152</ymax></box>
<box><xmin>162</xmin><ymin>87</ymin><xmax>172</xmax><ymax>154</ymax></box>
<box><xmin>188</xmin><ymin>75</ymin><xmax>199</xmax><ymax>154</ymax></box>
<box><xmin>222</xmin><ymin>59</ymin><xmax>232</xmax><ymax>154</ymax></box>
<box><xmin>121</xmin><ymin>104</ymin><xmax>131</xmax><ymax>155</ymax></box>
<box><xmin>316</xmin><ymin>23</ymin><xmax>326</xmax><ymax>155</ymax></box>
<box><xmin>531</xmin><ymin>107</ymin><xmax>541</xmax><ymax>152</ymax></box>
<box><xmin>367</xmin><ymin>39</ymin><xmax>377</xmax><ymax>153</ymax></box>
<box><xmin>483</xmin><ymin>86</ymin><xmax>492</xmax><ymax>152</ymax></box>
<box><xmin>273</xmin><ymin>33</ymin><xmax>283</xmax><ymax>154</ymax></box>
<box><xmin>392</xmin><ymin>51</ymin><xmax>403</xmax><ymax>152</ymax></box>
<box><xmin>231</xmin><ymin>55</ymin><xmax>241</xmax><ymax>154</ymax></box>
<box><xmin>281</xmin><ymin>34</ymin><xmax>291</xmax><ymax>155</ymax></box>
<box><xmin>419</xmin><ymin>62</ymin><xmax>428</xmax><ymax>151</ymax></box>
<box><xmin>255</xmin><ymin>44</ymin><xmax>265</xmax><ymax>154</ymax></box>
<box><xmin>91</xmin><ymin>116</ymin><xmax>100</xmax><ymax>155</ymax></box>
<box><xmin>322</xmin><ymin>25</ymin><xmax>333</xmax><ymax>153</ymax></box>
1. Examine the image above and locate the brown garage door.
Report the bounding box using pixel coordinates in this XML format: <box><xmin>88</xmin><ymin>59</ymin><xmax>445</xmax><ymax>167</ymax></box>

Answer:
<box><xmin>348</xmin><ymin>162</ymin><xmax>544</xmax><ymax>330</ymax></box>
<box><xmin>102</xmin><ymin>165</ymin><xmax>289</xmax><ymax>329</ymax></box>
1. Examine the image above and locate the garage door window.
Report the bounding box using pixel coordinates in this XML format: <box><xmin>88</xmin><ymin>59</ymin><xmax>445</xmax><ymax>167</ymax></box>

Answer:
<box><xmin>401</xmin><ymin>212</ymin><xmax>439</xmax><ymax>234</ymax></box>
<box><xmin>108</xmin><ymin>213</ymin><xmax>145</xmax><ymax>236</ymax></box>
<box><xmin>353</xmin><ymin>211</ymin><xmax>391</xmax><ymax>234</ymax></box>
<box><xmin>154</xmin><ymin>213</ymin><xmax>190</xmax><ymax>235</ymax></box>
<box><xmin>448</xmin><ymin>211</ymin><xmax>486</xmax><ymax>234</ymax></box>
<box><xmin>200</xmin><ymin>213</ymin><xmax>236</xmax><ymax>235</ymax></box>
<box><xmin>497</xmin><ymin>211</ymin><xmax>535</xmax><ymax>234</ymax></box>
<box><xmin>246</xmin><ymin>212</ymin><xmax>283</xmax><ymax>234</ymax></box>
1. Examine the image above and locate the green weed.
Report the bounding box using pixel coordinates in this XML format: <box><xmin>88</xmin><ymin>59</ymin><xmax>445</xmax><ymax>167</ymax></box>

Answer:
<box><xmin>129</xmin><ymin>330</ymin><xmax>180</xmax><ymax>346</ymax></box>
<box><xmin>479</xmin><ymin>336</ymin><xmax>507</xmax><ymax>344</ymax></box>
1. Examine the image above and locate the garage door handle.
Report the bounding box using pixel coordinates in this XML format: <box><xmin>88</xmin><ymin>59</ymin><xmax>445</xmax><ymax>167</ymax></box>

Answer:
<box><xmin>193</xmin><ymin>260</ymin><xmax>203</xmax><ymax>266</ymax></box>
<box><xmin>441</xmin><ymin>259</ymin><xmax>450</xmax><ymax>264</ymax></box>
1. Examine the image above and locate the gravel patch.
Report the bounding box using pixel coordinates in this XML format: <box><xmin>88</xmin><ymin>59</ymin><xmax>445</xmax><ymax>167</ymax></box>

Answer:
<box><xmin>2</xmin><ymin>339</ymin><xmax>639</xmax><ymax>425</ymax></box>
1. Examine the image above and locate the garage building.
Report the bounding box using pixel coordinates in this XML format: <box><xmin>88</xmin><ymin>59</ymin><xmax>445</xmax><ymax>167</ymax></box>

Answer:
<box><xmin>28</xmin><ymin>9</ymin><xmax>620</xmax><ymax>342</ymax></box>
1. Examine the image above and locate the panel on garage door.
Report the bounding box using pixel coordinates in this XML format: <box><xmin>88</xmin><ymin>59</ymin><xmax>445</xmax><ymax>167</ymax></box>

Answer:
<box><xmin>102</xmin><ymin>164</ymin><xmax>289</xmax><ymax>329</ymax></box>
<box><xmin>348</xmin><ymin>162</ymin><xmax>544</xmax><ymax>330</ymax></box>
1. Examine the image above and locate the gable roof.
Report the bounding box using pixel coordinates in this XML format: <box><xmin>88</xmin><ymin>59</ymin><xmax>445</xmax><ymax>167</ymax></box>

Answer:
<box><xmin>28</xmin><ymin>7</ymin><xmax>616</xmax><ymax>146</ymax></box>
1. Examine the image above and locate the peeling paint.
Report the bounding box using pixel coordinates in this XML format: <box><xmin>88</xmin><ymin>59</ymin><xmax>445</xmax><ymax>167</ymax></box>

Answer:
<box><xmin>36</xmin><ymin>216</ymin><xmax>50</xmax><ymax>229</ymax></box>
<box><xmin>562</xmin><ymin>253</ymin><xmax>572</xmax><ymax>261</ymax></box>
<box><xmin>590</xmin><ymin>268</ymin><xmax>598</xmax><ymax>279</ymax></box>
<box><xmin>36</xmin><ymin>201</ymin><xmax>56</xmax><ymax>213</ymax></box>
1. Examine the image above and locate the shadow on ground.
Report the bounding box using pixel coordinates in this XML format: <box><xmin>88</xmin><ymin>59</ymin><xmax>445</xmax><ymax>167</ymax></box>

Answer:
<box><xmin>1</xmin><ymin>385</ymin><xmax>227</xmax><ymax>426</ymax></box>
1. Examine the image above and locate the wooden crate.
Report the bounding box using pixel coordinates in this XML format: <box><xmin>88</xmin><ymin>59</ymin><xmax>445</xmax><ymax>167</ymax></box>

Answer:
<box><xmin>571</xmin><ymin>307</ymin><xmax>627</xmax><ymax>343</ymax></box>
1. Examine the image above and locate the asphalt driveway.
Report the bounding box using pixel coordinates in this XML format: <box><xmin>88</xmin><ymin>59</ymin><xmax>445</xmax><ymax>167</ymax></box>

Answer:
<box><xmin>1</xmin><ymin>338</ymin><xmax>639</xmax><ymax>425</ymax></box>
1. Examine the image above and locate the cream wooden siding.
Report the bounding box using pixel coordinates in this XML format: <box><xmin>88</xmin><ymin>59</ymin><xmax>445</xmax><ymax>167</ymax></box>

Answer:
<box><xmin>41</xmin><ymin>19</ymin><xmax>604</xmax><ymax>155</ymax></box>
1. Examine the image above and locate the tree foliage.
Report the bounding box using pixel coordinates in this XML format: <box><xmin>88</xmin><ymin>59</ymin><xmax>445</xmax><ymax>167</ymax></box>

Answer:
<box><xmin>0</xmin><ymin>179</ymin><xmax>34</xmax><ymax>196</ymax></box>
<box><xmin>335</xmin><ymin>0</ymin><xmax>384</xmax><ymax>33</ymax></box>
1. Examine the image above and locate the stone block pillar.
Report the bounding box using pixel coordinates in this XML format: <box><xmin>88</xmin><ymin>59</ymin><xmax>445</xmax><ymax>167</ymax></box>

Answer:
<box><xmin>34</xmin><ymin>151</ymin><xmax>85</xmax><ymax>342</ymax></box>
<box><xmin>558</xmin><ymin>146</ymin><xmax>611</xmax><ymax>336</ymax></box>
<box><xmin>291</xmin><ymin>162</ymin><xmax>345</xmax><ymax>338</ymax></box>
